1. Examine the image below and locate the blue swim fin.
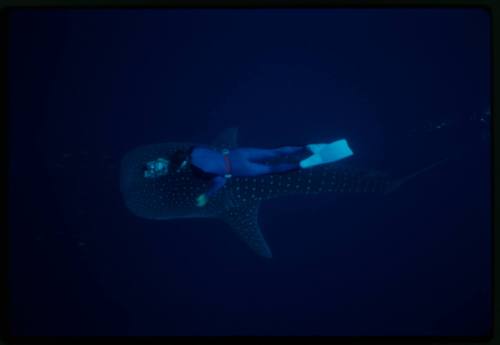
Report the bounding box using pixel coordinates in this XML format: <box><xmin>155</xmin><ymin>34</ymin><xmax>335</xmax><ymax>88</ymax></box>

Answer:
<box><xmin>300</xmin><ymin>139</ymin><xmax>354</xmax><ymax>169</ymax></box>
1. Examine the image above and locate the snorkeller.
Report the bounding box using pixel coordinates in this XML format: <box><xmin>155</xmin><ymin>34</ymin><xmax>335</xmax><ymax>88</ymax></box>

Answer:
<box><xmin>144</xmin><ymin>139</ymin><xmax>353</xmax><ymax>207</ymax></box>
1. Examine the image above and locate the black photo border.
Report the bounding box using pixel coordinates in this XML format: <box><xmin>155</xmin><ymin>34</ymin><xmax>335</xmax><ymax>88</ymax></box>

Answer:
<box><xmin>0</xmin><ymin>0</ymin><xmax>497</xmax><ymax>344</ymax></box>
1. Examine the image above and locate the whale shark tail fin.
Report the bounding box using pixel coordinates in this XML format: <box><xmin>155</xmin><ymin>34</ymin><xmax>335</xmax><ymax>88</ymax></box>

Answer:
<box><xmin>385</xmin><ymin>156</ymin><xmax>450</xmax><ymax>195</ymax></box>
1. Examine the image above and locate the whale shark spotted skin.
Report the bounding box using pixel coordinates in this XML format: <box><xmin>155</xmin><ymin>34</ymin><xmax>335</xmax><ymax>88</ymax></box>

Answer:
<box><xmin>120</xmin><ymin>128</ymin><xmax>395</xmax><ymax>258</ymax></box>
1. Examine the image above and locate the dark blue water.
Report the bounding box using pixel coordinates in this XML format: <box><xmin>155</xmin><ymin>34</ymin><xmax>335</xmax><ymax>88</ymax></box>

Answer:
<box><xmin>7</xmin><ymin>9</ymin><xmax>491</xmax><ymax>336</ymax></box>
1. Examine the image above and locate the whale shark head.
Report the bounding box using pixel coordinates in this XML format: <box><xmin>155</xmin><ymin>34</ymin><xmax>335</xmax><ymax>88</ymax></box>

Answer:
<box><xmin>120</xmin><ymin>128</ymin><xmax>395</xmax><ymax>258</ymax></box>
<box><xmin>120</xmin><ymin>141</ymin><xmax>211</xmax><ymax>220</ymax></box>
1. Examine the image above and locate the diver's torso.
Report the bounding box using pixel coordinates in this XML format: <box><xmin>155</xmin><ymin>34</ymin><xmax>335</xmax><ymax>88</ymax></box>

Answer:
<box><xmin>190</xmin><ymin>147</ymin><xmax>225</xmax><ymax>176</ymax></box>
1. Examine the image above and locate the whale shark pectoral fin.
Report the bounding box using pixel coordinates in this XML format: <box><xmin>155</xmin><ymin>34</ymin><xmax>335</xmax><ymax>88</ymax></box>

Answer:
<box><xmin>212</xmin><ymin>127</ymin><xmax>239</xmax><ymax>149</ymax></box>
<box><xmin>221</xmin><ymin>203</ymin><xmax>272</xmax><ymax>258</ymax></box>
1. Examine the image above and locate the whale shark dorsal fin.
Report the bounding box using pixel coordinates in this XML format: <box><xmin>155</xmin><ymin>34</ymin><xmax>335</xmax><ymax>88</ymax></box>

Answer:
<box><xmin>212</xmin><ymin>127</ymin><xmax>239</xmax><ymax>149</ymax></box>
<box><xmin>221</xmin><ymin>203</ymin><xmax>272</xmax><ymax>258</ymax></box>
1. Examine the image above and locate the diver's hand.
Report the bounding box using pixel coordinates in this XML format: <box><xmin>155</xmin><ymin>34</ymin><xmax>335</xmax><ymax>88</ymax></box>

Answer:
<box><xmin>196</xmin><ymin>194</ymin><xmax>208</xmax><ymax>207</ymax></box>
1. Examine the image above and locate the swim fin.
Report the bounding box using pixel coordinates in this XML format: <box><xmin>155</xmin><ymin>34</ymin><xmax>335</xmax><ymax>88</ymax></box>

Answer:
<box><xmin>300</xmin><ymin>139</ymin><xmax>354</xmax><ymax>169</ymax></box>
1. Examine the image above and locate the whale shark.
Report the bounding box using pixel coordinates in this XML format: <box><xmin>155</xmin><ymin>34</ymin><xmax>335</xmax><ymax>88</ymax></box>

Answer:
<box><xmin>120</xmin><ymin>128</ymin><xmax>435</xmax><ymax>258</ymax></box>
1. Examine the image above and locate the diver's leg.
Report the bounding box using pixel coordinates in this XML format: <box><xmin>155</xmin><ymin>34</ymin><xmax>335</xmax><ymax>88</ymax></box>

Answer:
<box><xmin>242</xmin><ymin>146</ymin><xmax>306</xmax><ymax>162</ymax></box>
<box><xmin>272</xmin><ymin>146</ymin><xmax>306</xmax><ymax>155</ymax></box>
<box><xmin>241</xmin><ymin>162</ymin><xmax>272</xmax><ymax>176</ymax></box>
<box><xmin>241</xmin><ymin>162</ymin><xmax>300</xmax><ymax>176</ymax></box>
<box><xmin>241</xmin><ymin>148</ymin><xmax>282</xmax><ymax>161</ymax></box>
<box><xmin>268</xmin><ymin>162</ymin><xmax>301</xmax><ymax>173</ymax></box>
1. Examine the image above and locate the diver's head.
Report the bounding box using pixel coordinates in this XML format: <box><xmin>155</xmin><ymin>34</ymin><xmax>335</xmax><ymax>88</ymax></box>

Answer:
<box><xmin>144</xmin><ymin>158</ymin><xmax>169</xmax><ymax>179</ymax></box>
<box><xmin>170</xmin><ymin>148</ymin><xmax>191</xmax><ymax>172</ymax></box>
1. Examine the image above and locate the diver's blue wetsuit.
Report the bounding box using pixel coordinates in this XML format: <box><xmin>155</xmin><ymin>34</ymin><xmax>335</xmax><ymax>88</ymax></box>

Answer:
<box><xmin>191</xmin><ymin>146</ymin><xmax>306</xmax><ymax>199</ymax></box>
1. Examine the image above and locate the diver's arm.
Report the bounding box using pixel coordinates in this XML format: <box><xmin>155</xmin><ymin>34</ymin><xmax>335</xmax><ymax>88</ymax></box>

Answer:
<box><xmin>196</xmin><ymin>176</ymin><xmax>226</xmax><ymax>207</ymax></box>
<box><xmin>206</xmin><ymin>176</ymin><xmax>226</xmax><ymax>197</ymax></box>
